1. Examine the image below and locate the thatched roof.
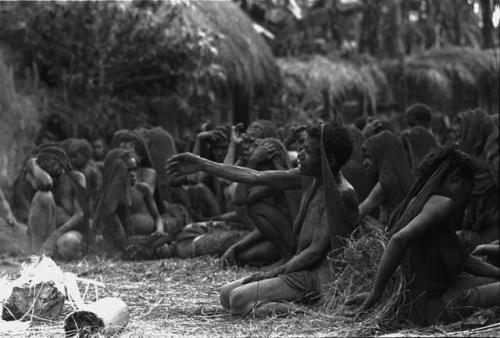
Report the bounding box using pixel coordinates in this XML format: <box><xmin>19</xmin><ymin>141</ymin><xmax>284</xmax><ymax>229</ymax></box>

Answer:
<box><xmin>175</xmin><ymin>0</ymin><xmax>281</xmax><ymax>124</ymax></box>
<box><xmin>380</xmin><ymin>47</ymin><xmax>499</xmax><ymax>114</ymax></box>
<box><xmin>277</xmin><ymin>55</ymin><xmax>377</xmax><ymax>123</ymax></box>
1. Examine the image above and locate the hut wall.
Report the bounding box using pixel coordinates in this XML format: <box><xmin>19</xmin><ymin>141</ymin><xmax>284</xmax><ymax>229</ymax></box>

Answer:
<box><xmin>0</xmin><ymin>49</ymin><xmax>40</xmax><ymax>193</ymax></box>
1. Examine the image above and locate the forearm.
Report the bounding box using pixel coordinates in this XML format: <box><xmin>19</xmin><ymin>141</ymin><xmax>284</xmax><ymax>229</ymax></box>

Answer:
<box><xmin>245</xmin><ymin>187</ymin><xmax>275</xmax><ymax>205</ymax></box>
<box><xmin>209</xmin><ymin>211</ymin><xmax>240</xmax><ymax>222</ymax></box>
<box><xmin>232</xmin><ymin>183</ymin><xmax>250</xmax><ymax>206</ymax></box>
<box><xmin>223</xmin><ymin>141</ymin><xmax>238</xmax><ymax>165</ymax></box>
<box><xmin>52</xmin><ymin>213</ymin><xmax>85</xmax><ymax>238</ymax></box>
<box><xmin>359</xmin><ymin>199</ymin><xmax>376</xmax><ymax>218</ymax></box>
<box><xmin>281</xmin><ymin>247</ymin><xmax>325</xmax><ymax>274</ymax></box>
<box><xmin>371</xmin><ymin>235</ymin><xmax>408</xmax><ymax>298</ymax></box>
<box><xmin>0</xmin><ymin>190</ymin><xmax>12</xmax><ymax>215</ymax></box>
<box><xmin>465</xmin><ymin>255</ymin><xmax>500</xmax><ymax>278</ymax></box>
<box><xmin>192</xmin><ymin>137</ymin><xmax>202</xmax><ymax>156</ymax></box>
<box><xmin>232</xmin><ymin>229</ymin><xmax>263</xmax><ymax>253</ymax></box>
<box><xmin>200</xmin><ymin>159</ymin><xmax>262</xmax><ymax>185</ymax></box>
<box><xmin>359</xmin><ymin>182</ymin><xmax>384</xmax><ymax>218</ymax></box>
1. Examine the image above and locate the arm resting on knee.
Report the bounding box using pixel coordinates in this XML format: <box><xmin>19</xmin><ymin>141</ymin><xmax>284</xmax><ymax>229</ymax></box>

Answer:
<box><xmin>465</xmin><ymin>254</ymin><xmax>500</xmax><ymax>279</ymax></box>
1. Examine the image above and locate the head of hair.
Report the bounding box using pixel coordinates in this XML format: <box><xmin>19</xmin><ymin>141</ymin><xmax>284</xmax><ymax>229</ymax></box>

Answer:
<box><xmin>246</xmin><ymin>120</ymin><xmax>278</xmax><ymax>139</ymax></box>
<box><xmin>405</xmin><ymin>103</ymin><xmax>432</xmax><ymax>128</ymax></box>
<box><xmin>458</xmin><ymin>108</ymin><xmax>497</xmax><ymax>156</ymax></box>
<box><xmin>354</xmin><ymin>116</ymin><xmax>367</xmax><ymax>131</ymax></box>
<box><xmin>308</xmin><ymin>116</ymin><xmax>353</xmax><ymax>170</ymax></box>
<box><xmin>63</xmin><ymin>138</ymin><xmax>93</xmax><ymax>160</ymax></box>
<box><xmin>417</xmin><ymin>144</ymin><xmax>475</xmax><ymax>184</ymax></box>
<box><xmin>255</xmin><ymin>138</ymin><xmax>290</xmax><ymax>170</ymax></box>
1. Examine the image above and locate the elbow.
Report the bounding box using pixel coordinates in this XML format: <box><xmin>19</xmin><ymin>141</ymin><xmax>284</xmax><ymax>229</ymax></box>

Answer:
<box><xmin>389</xmin><ymin>233</ymin><xmax>409</xmax><ymax>251</ymax></box>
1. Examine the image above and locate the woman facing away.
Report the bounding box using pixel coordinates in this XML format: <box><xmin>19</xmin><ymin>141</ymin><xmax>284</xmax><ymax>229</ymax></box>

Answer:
<box><xmin>347</xmin><ymin>145</ymin><xmax>500</xmax><ymax>326</ymax></box>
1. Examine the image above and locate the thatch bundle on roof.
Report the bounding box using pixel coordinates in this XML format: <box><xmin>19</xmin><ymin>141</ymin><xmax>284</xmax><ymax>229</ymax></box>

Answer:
<box><xmin>380</xmin><ymin>47</ymin><xmax>499</xmax><ymax>115</ymax></box>
<box><xmin>276</xmin><ymin>55</ymin><xmax>377</xmax><ymax>124</ymax></box>
<box><xmin>172</xmin><ymin>0</ymin><xmax>281</xmax><ymax>126</ymax></box>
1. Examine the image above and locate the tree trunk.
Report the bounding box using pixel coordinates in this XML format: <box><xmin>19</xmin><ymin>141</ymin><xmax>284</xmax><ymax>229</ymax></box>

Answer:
<box><xmin>425</xmin><ymin>0</ymin><xmax>437</xmax><ymax>48</ymax></box>
<box><xmin>358</xmin><ymin>0</ymin><xmax>380</xmax><ymax>55</ymax></box>
<box><xmin>480</xmin><ymin>0</ymin><xmax>494</xmax><ymax>48</ymax></box>
<box><xmin>453</xmin><ymin>0</ymin><xmax>462</xmax><ymax>45</ymax></box>
<box><xmin>383</xmin><ymin>0</ymin><xmax>404</xmax><ymax>58</ymax></box>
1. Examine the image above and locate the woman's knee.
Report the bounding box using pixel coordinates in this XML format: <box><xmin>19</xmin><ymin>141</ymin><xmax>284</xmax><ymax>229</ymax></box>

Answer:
<box><xmin>56</xmin><ymin>231</ymin><xmax>83</xmax><ymax>261</ymax></box>
<box><xmin>220</xmin><ymin>284</ymin><xmax>233</xmax><ymax>309</ymax></box>
<box><xmin>228</xmin><ymin>288</ymin><xmax>252</xmax><ymax>315</ymax></box>
<box><xmin>31</xmin><ymin>191</ymin><xmax>55</xmax><ymax>208</ymax></box>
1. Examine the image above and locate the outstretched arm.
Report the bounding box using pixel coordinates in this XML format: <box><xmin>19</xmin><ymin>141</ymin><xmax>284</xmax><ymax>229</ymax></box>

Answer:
<box><xmin>166</xmin><ymin>153</ymin><xmax>302</xmax><ymax>190</ymax></box>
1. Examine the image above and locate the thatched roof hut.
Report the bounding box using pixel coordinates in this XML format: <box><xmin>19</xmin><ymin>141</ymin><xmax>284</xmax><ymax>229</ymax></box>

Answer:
<box><xmin>276</xmin><ymin>55</ymin><xmax>377</xmax><ymax>124</ymax></box>
<box><xmin>157</xmin><ymin>0</ymin><xmax>281</xmax><ymax>128</ymax></box>
<box><xmin>0</xmin><ymin>0</ymin><xmax>280</xmax><ymax>140</ymax></box>
<box><xmin>380</xmin><ymin>47</ymin><xmax>499</xmax><ymax>115</ymax></box>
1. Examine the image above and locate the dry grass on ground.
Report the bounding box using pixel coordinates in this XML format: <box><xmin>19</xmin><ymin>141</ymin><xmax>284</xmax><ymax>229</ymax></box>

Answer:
<box><xmin>1</xmin><ymin>256</ymin><xmax>499</xmax><ymax>337</ymax></box>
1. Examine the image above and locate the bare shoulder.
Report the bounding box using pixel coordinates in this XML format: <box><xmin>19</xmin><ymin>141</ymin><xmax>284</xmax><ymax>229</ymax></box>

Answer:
<box><xmin>70</xmin><ymin>170</ymin><xmax>86</xmax><ymax>186</ymax></box>
<box><xmin>135</xmin><ymin>182</ymin><xmax>152</xmax><ymax>195</ymax></box>
<box><xmin>422</xmin><ymin>194</ymin><xmax>454</xmax><ymax>214</ymax></box>
<box><xmin>339</xmin><ymin>174</ymin><xmax>358</xmax><ymax>204</ymax></box>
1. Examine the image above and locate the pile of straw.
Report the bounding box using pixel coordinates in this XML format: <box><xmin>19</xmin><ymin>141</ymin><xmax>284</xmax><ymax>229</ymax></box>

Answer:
<box><xmin>322</xmin><ymin>225</ymin><xmax>409</xmax><ymax>335</ymax></box>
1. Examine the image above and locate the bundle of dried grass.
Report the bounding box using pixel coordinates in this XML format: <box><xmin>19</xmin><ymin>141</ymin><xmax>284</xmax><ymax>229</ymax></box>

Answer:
<box><xmin>323</xmin><ymin>225</ymin><xmax>409</xmax><ymax>334</ymax></box>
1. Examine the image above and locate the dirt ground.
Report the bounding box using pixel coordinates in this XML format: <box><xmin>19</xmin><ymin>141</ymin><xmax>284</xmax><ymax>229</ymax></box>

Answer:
<box><xmin>1</xmin><ymin>256</ymin><xmax>499</xmax><ymax>337</ymax></box>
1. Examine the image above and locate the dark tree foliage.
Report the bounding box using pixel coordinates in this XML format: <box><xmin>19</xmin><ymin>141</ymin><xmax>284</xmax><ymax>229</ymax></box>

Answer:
<box><xmin>0</xmin><ymin>1</ymin><xmax>221</xmax><ymax>138</ymax></box>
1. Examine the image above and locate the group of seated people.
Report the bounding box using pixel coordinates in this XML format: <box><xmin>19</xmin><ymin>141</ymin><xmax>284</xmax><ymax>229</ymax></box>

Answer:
<box><xmin>0</xmin><ymin>103</ymin><xmax>498</xmax><ymax>327</ymax></box>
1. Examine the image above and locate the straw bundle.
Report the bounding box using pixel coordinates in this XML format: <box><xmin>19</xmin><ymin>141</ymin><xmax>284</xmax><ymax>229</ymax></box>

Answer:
<box><xmin>323</xmin><ymin>224</ymin><xmax>409</xmax><ymax>333</ymax></box>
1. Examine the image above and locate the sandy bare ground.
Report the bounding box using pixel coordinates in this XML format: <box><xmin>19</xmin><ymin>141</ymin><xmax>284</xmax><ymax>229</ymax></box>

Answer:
<box><xmin>1</xmin><ymin>256</ymin><xmax>499</xmax><ymax>337</ymax></box>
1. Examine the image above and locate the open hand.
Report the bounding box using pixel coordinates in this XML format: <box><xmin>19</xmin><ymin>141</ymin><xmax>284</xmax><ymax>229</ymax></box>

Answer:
<box><xmin>6</xmin><ymin>213</ymin><xmax>17</xmax><ymax>227</ymax></box>
<box><xmin>220</xmin><ymin>247</ymin><xmax>237</xmax><ymax>268</ymax></box>
<box><xmin>26</xmin><ymin>158</ymin><xmax>53</xmax><ymax>191</ymax></box>
<box><xmin>241</xmin><ymin>266</ymin><xmax>284</xmax><ymax>284</ymax></box>
<box><xmin>241</xmin><ymin>272</ymin><xmax>266</xmax><ymax>284</ymax></box>
<box><xmin>165</xmin><ymin>153</ymin><xmax>204</xmax><ymax>176</ymax></box>
<box><xmin>472</xmin><ymin>244</ymin><xmax>488</xmax><ymax>256</ymax></box>
<box><xmin>152</xmin><ymin>220</ymin><xmax>165</xmax><ymax>237</ymax></box>
<box><xmin>231</xmin><ymin>123</ymin><xmax>245</xmax><ymax>144</ymax></box>
<box><xmin>343</xmin><ymin>291</ymin><xmax>378</xmax><ymax>317</ymax></box>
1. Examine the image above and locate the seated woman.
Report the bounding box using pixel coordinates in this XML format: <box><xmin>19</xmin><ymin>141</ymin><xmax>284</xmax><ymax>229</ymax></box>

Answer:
<box><xmin>26</xmin><ymin>144</ymin><xmax>89</xmax><ymax>260</ymax></box>
<box><xmin>184</xmin><ymin>124</ymin><xmax>231</xmax><ymax>220</ymax></box>
<box><xmin>92</xmin><ymin>148</ymin><xmax>170</xmax><ymax>260</ymax></box>
<box><xmin>457</xmin><ymin>109</ymin><xmax>498</xmax><ymax>248</ymax></box>
<box><xmin>401</xmin><ymin>126</ymin><xmax>439</xmax><ymax>172</ymax></box>
<box><xmin>114</xmin><ymin>128</ymin><xmax>193</xmax><ymax>224</ymax></box>
<box><xmin>91</xmin><ymin>136</ymin><xmax>108</xmax><ymax>172</ymax></box>
<box><xmin>342</xmin><ymin>126</ymin><xmax>376</xmax><ymax>204</ymax></box>
<box><xmin>347</xmin><ymin>145</ymin><xmax>500</xmax><ymax>326</ymax></box>
<box><xmin>175</xmin><ymin>138</ymin><xmax>299</xmax><ymax>265</ymax></box>
<box><xmin>219</xmin><ymin>138</ymin><xmax>300</xmax><ymax>267</ymax></box>
<box><xmin>62</xmin><ymin>138</ymin><xmax>102</xmax><ymax>211</ymax></box>
<box><xmin>358</xmin><ymin>131</ymin><xmax>414</xmax><ymax>227</ymax></box>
